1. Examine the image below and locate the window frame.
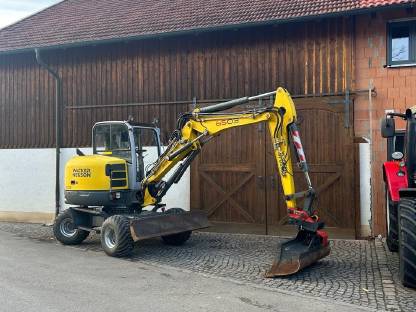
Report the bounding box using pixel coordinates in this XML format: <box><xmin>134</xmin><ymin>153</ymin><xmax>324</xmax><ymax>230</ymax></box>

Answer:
<box><xmin>92</xmin><ymin>123</ymin><xmax>132</xmax><ymax>162</ymax></box>
<box><xmin>387</xmin><ymin>19</ymin><xmax>416</xmax><ymax>67</ymax></box>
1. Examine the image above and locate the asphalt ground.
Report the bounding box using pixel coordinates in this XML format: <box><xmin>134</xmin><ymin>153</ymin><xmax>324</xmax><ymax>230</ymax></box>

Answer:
<box><xmin>0</xmin><ymin>222</ymin><xmax>415</xmax><ymax>312</ymax></box>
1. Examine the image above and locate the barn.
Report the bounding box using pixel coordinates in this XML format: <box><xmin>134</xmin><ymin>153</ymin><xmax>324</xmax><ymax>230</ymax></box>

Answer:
<box><xmin>0</xmin><ymin>0</ymin><xmax>415</xmax><ymax>238</ymax></box>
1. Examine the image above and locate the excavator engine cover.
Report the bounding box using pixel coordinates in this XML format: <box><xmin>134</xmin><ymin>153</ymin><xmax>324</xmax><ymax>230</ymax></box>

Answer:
<box><xmin>266</xmin><ymin>229</ymin><xmax>330</xmax><ymax>277</ymax></box>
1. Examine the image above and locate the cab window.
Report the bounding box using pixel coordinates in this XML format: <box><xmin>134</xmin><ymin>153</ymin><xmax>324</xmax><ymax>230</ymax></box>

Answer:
<box><xmin>93</xmin><ymin>124</ymin><xmax>132</xmax><ymax>162</ymax></box>
<box><xmin>133</xmin><ymin>127</ymin><xmax>160</xmax><ymax>176</ymax></box>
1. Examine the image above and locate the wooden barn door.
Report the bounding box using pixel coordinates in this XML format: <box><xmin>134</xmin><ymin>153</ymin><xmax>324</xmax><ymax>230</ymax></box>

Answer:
<box><xmin>266</xmin><ymin>97</ymin><xmax>356</xmax><ymax>237</ymax></box>
<box><xmin>190</xmin><ymin>123</ymin><xmax>268</xmax><ymax>234</ymax></box>
<box><xmin>191</xmin><ymin>97</ymin><xmax>356</xmax><ymax>237</ymax></box>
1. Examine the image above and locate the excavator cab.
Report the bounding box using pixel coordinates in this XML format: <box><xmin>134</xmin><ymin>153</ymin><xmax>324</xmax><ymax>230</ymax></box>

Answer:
<box><xmin>58</xmin><ymin>120</ymin><xmax>210</xmax><ymax>257</ymax></box>
<box><xmin>92</xmin><ymin>121</ymin><xmax>162</xmax><ymax>184</ymax></box>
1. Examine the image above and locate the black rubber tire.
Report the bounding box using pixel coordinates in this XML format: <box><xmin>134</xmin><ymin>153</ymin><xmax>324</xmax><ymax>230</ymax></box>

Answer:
<box><xmin>161</xmin><ymin>208</ymin><xmax>192</xmax><ymax>246</ymax></box>
<box><xmin>386</xmin><ymin>189</ymin><xmax>399</xmax><ymax>252</ymax></box>
<box><xmin>53</xmin><ymin>210</ymin><xmax>89</xmax><ymax>245</ymax></box>
<box><xmin>398</xmin><ymin>198</ymin><xmax>416</xmax><ymax>289</ymax></box>
<box><xmin>100</xmin><ymin>215</ymin><xmax>133</xmax><ymax>257</ymax></box>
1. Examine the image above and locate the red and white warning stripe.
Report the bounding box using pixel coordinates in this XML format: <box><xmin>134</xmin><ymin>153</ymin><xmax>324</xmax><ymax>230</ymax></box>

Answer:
<box><xmin>291</xmin><ymin>130</ymin><xmax>306</xmax><ymax>162</ymax></box>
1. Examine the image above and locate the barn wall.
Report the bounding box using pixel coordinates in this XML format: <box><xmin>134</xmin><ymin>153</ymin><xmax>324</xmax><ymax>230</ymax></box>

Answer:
<box><xmin>0</xmin><ymin>17</ymin><xmax>354</xmax><ymax>224</ymax></box>
<box><xmin>0</xmin><ymin>17</ymin><xmax>354</xmax><ymax>149</ymax></box>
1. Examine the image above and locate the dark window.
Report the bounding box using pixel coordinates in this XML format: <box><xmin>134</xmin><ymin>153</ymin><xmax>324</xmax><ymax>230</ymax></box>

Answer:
<box><xmin>388</xmin><ymin>21</ymin><xmax>416</xmax><ymax>66</ymax></box>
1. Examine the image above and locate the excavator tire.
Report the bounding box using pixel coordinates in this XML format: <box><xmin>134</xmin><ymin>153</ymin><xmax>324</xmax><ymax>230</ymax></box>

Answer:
<box><xmin>398</xmin><ymin>198</ymin><xmax>416</xmax><ymax>288</ymax></box>
<box><xmin>161</xmin><ymin>208</ymin><xmax>192</xmax><ymax>246</ymax></box>
<box><xmin>386</xmin><ymin>189</ymin><xmax>399</xmax><ymax>252</ymax></box>
<box><xmin>101</xmin><ymin>215</ymin><xmax>133</xmax><ymax>257</ymax></box>
<box><xmin>53</xmin><ymin>210</ymin><xmax>89</xmax><ymax>245</ymax></box>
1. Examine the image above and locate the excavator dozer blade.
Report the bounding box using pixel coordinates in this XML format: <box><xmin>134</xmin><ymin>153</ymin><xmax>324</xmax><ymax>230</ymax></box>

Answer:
<box><xmin>265</xmin><ymin>230</ymin><xmax>330</xmax><ymax>277</ymax></box>
<box><xmin>129</xmin><ymin>210</ymin><xmax>210</xmax><ymax>241</ymax></box>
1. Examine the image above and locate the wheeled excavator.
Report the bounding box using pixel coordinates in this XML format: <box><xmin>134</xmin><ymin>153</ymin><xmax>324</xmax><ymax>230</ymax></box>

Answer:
<box><xmin>53</xmin><ymin>87</ymin><xmax>330</xmax><ymax>277</ymax></box>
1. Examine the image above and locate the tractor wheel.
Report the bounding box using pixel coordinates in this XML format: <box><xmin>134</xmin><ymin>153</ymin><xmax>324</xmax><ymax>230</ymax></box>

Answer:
<box><xmin>398</xmin><ymin>198</ymin><xmax>416</xmax><ymax>288</ymax></box>
<box><xmin>161</xmin><ymin>208</ymin><xmax>192</xmax><ymax>246</ymax></box>
<box><xmin>100</xmin><ymin>215</ymin><xmax>133</xmax><ymax>257</ymax></box>
<box><xmin>53</xmin><ymin>210</ymin><xmax>89</xmax><ymax>245</ymax></box>
<box><xmin>386</xmin><ymin>189</ymin><xmax>399</xmax><ymax>252</ymax></box>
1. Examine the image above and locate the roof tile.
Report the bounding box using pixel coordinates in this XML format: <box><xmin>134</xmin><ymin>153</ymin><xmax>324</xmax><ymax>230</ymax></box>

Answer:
<box><xmin>0</xmin><ymin>0</ymin><xmax>414</xmax><ymax>53</ymax></box>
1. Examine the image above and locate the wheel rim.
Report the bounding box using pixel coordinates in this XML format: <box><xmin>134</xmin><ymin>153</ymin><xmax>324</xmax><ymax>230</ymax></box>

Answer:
<box><xmin>60</xmin><ymin>218</ymin><xmax>77</xmax><ymax>238</ymax></box>
<box><xmin>104</xmin><ymin>227</ymin><xmax>116</xmax><ymax>249</ymax></box>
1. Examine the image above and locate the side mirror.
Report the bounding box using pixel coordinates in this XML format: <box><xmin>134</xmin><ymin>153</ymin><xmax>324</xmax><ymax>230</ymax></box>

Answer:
<box><xmin>76</xmin><ymin>148</ymin><xmax>85</xmax><ymax>156</ymax></box>
<box><xmin>406</xmin><ymin>105</ymin><xmax>416</xmax><ymax>119</ymax></box>
<box><xmin>381</xmin><ymin>117</ymin><xmax>395</xmax><ymax>138</ymax></box>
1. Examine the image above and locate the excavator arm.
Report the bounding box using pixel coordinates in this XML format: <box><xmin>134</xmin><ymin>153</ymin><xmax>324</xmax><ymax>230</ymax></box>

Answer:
<box><xmin>141</xmin><ymin>87</ymin><xmax>330</xmax><ymax>276</ymax></box>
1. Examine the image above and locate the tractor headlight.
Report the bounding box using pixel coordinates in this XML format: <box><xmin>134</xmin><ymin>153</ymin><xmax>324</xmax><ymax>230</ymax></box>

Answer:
<box><xmin>392</xmin><ymin>151</ymin><xmax>404</xmax><ymax>161</ymax></box>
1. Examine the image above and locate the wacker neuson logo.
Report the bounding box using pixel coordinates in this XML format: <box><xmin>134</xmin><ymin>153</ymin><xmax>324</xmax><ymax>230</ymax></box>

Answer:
<box><xmin>72</xmin><ymin>168</ymin><xmax>92</xmax><ymax>178</ymax></box>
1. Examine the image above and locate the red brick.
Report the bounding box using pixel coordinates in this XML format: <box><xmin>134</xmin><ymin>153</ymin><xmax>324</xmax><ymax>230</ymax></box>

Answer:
<box><xmin>394</xmin><ymin>98</ymin><xmax>407</xmax><ymax>110</ymax></box>
<box><xmin>375</xmin><ymin>67</ymin><xmax>388</xmax><ymax>78</ymax></box>
<box><xmin>372</xmin><ymin>77</ymin><xmax>390</xmax><ymax>89</ymax></box>
<box><xmin>354</xmin><ymin>120</ymin><xmax>370</xmax><ymax>137</ymax></box>
<box><xmin>387</xmin><ymin>68</ymin><xmax>401</xmax><ymax>79</ymax></box>
<box><xmin>388</xmin><ymin>87</ymin><xmax>401</xmax><ymax>99</ymax></box>
<box><xmin>400</xmin><ymin>88</ymin><xmax>416</xmax><ymax>98</ymax></box>
<box><xmin>364</xmin><ymin>47</ymin><xmax>374</xmax><ymax>58</ymax></box>
<box><xmin>393</xmin><ymin>76</ymin><xmax>406</xmax><ymax>88</ymax></box>
<box><xmin>357</xmin><ymin>59</ymin><xmax>371</xmax><ymax>70</ymax></box>
<box><xmin>355</xmin><ymin>109</ymin><xmax>370</xmax><ymax>120</ymax></box>
<box><xmin>405</xmin><ymin>97</ymin><xmax>416</xmax><ymax>108</ymax></box>
<box><xmin>399</xmin><ymin>68</ymin><xmax>416</xmax><ymax>77</ymax></box>
<box><xmin>405</xmin><ymin>76</ymin><xmax>416</xmax><ymax>87</ymax></box>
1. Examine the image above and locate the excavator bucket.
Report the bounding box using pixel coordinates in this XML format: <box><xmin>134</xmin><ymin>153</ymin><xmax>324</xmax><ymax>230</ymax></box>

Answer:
<box><xmin>265</xmin><ymin>230</ymin><xmax>330</xmax><ymax>277</ymax></box>
<box><xmin>129</xmin><ymin>209</ymin><xmax>210</xmax><ymax>241</ymax></box>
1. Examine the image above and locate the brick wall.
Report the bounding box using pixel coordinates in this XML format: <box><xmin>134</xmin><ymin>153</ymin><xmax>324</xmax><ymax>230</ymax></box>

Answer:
<box><xmin>354</xmin><ymin>8</ymin><xmax>416</xmax><ymax>235</ymax></box>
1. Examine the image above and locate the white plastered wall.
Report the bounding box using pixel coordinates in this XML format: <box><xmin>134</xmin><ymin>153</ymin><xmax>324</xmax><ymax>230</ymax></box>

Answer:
<box><xmin>0</xmin><ymin>148</ymin><xmax>190</xmax><ymax>223</ymax></box>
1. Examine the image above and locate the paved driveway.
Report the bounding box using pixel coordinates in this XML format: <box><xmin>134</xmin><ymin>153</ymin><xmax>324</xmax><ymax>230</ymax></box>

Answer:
<box><xmin>0</xmin><ymin>222</ymin><xmax>415</xmax><ymax>312</ymax></box>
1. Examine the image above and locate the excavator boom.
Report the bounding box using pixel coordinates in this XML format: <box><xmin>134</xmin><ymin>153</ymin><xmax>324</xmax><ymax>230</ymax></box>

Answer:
<box><xmin>141</xmin><ymin>87</ymin><xmax>330</xmax><ymax>276</ymax></box>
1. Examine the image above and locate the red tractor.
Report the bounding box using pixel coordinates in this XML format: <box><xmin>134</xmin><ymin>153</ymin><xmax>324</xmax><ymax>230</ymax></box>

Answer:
<box><xmin>382</xmin><ymin>107</ymin><xmax>416</xmax><ymax>289</ymax></box>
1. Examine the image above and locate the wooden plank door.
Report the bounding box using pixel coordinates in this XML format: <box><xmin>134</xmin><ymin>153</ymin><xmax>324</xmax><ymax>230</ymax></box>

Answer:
<box><xmin>265</xmin><ymin>97</ymin><xmax>356</xmax><ymax>237</ymax></box>
<box><xmin>190</xmin><ymin>123</ymin><xmax>267</xmax><ymax>233</ymax></box>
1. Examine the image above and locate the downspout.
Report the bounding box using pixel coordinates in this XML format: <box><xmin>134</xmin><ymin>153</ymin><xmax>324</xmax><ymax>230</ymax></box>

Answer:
<box><xmin>35</xmin><ymin>49</ymin><xmax>62</xmax><ymax>218</ymax></box>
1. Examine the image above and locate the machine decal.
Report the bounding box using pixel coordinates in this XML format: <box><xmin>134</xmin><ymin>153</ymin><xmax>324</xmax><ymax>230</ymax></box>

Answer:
<box><xmin>72</xmin><ymin>168</ymin><xmax>92</xmax><ymax>178</ymax></box>
<box><xmin>215</xmin><ymin>119</ymin><xmax>239</xmax><ymax>126</ymax></box>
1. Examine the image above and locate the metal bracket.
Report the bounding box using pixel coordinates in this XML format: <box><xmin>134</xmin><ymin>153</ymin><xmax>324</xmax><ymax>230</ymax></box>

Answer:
<box><xmin>328</xmin><ymin>89</ymin><xmax>351</xmax><ymax>128</ymax></box>
<box><xmin>191</xmin><ymin>97</ymin><xmax>197</xmax><ymax>110</ymax></box>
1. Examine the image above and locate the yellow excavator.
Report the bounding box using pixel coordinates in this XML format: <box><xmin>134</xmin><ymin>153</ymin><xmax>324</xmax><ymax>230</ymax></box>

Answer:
<box><xmin>53</xmin><ymin>87</ymin><xmax>330</xmax><ymax>277</ymax></box>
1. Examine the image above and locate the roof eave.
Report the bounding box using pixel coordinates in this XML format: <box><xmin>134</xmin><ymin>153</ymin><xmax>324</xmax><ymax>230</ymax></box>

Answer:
<box><xmin>0</xmin><ymin>3</ymin><xmax>414</xmax><ymax>56</ymax></box>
